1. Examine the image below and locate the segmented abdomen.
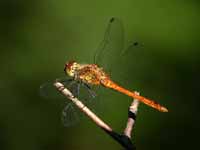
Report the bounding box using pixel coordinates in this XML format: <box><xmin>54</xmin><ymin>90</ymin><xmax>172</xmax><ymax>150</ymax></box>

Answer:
<box><xmin>101</xmin><ymin>78</ymin><xmax>168</xmax><ymax>112</ymax></box>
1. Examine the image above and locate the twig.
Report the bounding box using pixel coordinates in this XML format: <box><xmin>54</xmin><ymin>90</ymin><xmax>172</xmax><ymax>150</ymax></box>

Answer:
<box><xmin>124</xmin><ymin>92</ymin><xmax>140</xmax><ymax>138</ymax></box>
<box><xmin>54</xmin><ymin>82</ymin><xmax>112</xmax><ymax>131</ymax></box>
<box><xmin>54</xmin><ymin>81</ymin><xmax>140</xmax><ymax>150</ymax></box>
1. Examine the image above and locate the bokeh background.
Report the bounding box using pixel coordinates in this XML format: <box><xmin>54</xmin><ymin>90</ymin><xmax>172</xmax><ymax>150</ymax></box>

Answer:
<box><xmin>0</xmin><ymin>0</ymin><xmax>200</xmax><ymax>150</ymax></box>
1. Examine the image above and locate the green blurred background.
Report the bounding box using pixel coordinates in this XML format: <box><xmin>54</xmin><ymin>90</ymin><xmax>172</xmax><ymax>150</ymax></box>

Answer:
<box><xmin>0</xmin><ymin>0</ymin><xmax>200</xmax><ymax>150</ymax></box>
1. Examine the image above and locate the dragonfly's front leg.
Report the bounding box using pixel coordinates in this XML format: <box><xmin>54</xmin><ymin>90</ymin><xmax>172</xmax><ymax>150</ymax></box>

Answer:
<box><xmin>77</xmin><ymin>83</ymin><xmax>80</xmax><ymax>98</ymax></box>
<box><xmin>82</xmin><ymin>82</ymin><xmax>96</xmax><ymax>98</ymax></box>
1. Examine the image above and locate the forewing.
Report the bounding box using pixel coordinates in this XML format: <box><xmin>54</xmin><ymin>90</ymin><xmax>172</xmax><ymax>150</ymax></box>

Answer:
<box><xmin>94</xmin><ymin>17</ymin><xmax>124</xmax><ymax>75</ymax></box>
<box><xmin>39</xmin><ymin>77</ymin><xmax>75</xmax><ymax>99</ymax></box>
<box><xmin>39</xmin><ymin>82</ymin><xmax>65</xmax><ymax>100</ymax></box>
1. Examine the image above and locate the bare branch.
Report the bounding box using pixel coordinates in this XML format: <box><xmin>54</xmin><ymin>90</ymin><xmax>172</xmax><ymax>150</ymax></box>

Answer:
<box><xmin>124</xmin><ymin>92</ymin><xmax>140</xmax><ymax>138</ymax></box>
<box><xmin>54</xmin><ymin>81</ymin><xmax>112</xmax><ymax>131</ymax></box>
<box><xmin>54</xmin><ymin>81</ymin><xmax>139</xmax><ymax>150</ymax></box>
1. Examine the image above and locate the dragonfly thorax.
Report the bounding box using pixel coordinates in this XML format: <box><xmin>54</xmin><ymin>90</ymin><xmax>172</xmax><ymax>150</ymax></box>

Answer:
<box><xmin>64</xmin><ymin>61</ymin><xmax>80</xmax><ymax>77</ymax></box>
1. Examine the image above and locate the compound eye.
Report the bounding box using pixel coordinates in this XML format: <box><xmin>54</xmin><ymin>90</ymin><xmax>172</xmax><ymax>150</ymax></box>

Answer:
<box><xmin>66</xmin><ymin>61</ymin><xmax>75</xmax><ymax>70</ymax></box>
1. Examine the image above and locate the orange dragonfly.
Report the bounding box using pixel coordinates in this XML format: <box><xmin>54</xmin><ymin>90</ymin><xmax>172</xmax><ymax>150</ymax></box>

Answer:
<box><xmin>40</xmin><ymin>17</ymin><xmax>168</xmax><ymax>126</ymax></box>
<box><xmin>64</xmin><ymin>60</ymin><xmax>168</xmax><ymax>112</ymax></box>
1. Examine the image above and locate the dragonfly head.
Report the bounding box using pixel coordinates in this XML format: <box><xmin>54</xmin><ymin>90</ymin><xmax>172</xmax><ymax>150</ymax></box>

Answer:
<box><xmin>64</xmin><ymin>61</ymin><xmax>80</xmax><ymax>77</ymax></box>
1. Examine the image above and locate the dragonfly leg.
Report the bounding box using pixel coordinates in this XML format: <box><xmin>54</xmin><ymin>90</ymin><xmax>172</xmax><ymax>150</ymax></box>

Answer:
<box><xmin>60</xmin><ymin>79</ymin><xmax>80</xmax><ymax>98</ymax></box>
<box><xmin>55</xmin><ymin>78</ymin><xmax>74</xmax><ymax>83</ymax></box>
<box><xmin>82</xmin><ymin>83</ymin><xmax>96</xmax><ymax>98</ymax></box>
<box><xmin>77</xmin><ymin>83</ymin><xmax>80</xmax><ymax>97</ymax></box>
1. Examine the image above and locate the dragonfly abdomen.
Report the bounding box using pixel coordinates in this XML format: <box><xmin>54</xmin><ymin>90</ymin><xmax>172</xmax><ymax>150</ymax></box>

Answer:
<box><xmin>101</xmin><ymin>79</ymin><xmax>168</xmax><ymax>112</ymax></box>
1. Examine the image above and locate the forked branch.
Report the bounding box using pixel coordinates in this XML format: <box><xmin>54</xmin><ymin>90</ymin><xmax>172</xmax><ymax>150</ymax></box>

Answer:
<box><xmin>54</xmin><ymin>81</ymin><xmax>140</xmax><ymax>150</ymax></box>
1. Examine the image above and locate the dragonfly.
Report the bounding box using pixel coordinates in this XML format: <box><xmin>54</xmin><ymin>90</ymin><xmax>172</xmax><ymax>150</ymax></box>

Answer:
<box><xmin>40</xmin><ymin>17</ymin><xmax>168</xmax><ymax>126</ymax></box>
<box><xmin>64</xmin><ymin>61</ymin><xmax>168</xmax><ymax>113</ymax></box>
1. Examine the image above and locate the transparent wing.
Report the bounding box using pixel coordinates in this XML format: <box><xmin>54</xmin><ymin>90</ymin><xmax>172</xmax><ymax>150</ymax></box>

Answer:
<box><xmin>93</xmin><ymin>18</ymin><xmax>142</xmax><ymax>83</ymax></box>
<box><xmin>94</xmin><ymin>17</ymin><xmax>124</xmax><ymax>75</ymax></box>
<box><xmin>61</xmin><ymin>103</ymin><xmax>81</xmax><ymax>127</ymax></box>
<box><xmin>40</xmin><ymin>77</ymin><xmax>98</xmax><ymax>105</ymax></box>
<box><xmin>39</xmin><ymin>82</ymin><xmax>65</xmax><ymax>100</ymax></box>
<box><xmin>39</xmin><ymin>77</ymin><xmax>76</xmax><ymax>99</ymax></box>
<box><xmin>40</xmin><ymin>77</ymin><xmax>101</xmax><ymax>126</ymax></box>
<box><xmin>117</xmin><ymin>41</ymin><xmax>145</xmax><ymax>89</ymax></box>
<box><xmin>78</xmin><ymin>83</ymin><xmax>100</xmax><ymax>112</ymax></box>
<box><xmin>61</xmin><ymin>83</ymin><xmax>99</xmax><ymax>127</ymax></box>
